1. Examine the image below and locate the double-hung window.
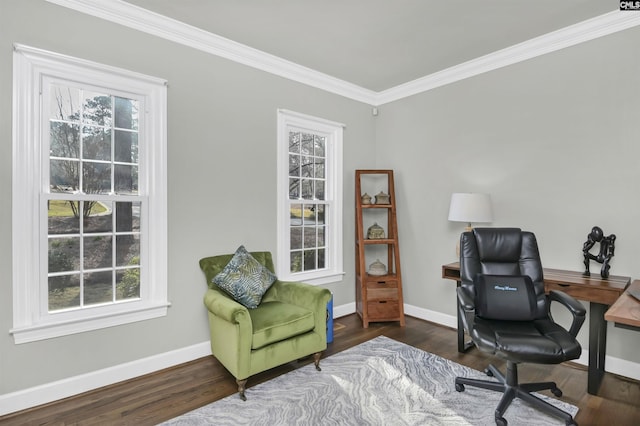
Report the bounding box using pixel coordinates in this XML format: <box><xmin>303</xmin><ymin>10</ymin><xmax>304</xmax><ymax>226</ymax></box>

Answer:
<box><xmin>276</xmin><ymin>110</ymin><xmax>344</xmax><ymax>285</ymax></box>
<box><xmin>11</xmin><ymin>45</ymin><xmax>168</xmax><ymax>343</ymax></box>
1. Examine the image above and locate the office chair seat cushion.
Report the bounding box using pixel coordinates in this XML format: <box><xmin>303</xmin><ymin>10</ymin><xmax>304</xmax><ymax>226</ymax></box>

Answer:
<box><xmin>475</xmin><ymin>274</ymin><xmax>538</xmax><ymax>321</ymax></box>
<box><xmin>471</xmin><ymin>317</ymin><xmax>582</xmax><ymax>364</ymax></box>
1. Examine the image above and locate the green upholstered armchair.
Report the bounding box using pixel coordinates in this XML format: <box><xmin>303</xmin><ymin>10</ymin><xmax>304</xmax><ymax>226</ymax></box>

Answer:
<box><xmin>199</xmin><ymin>251</ymin><xmax>332</xmax><ymax>400</ymax></box>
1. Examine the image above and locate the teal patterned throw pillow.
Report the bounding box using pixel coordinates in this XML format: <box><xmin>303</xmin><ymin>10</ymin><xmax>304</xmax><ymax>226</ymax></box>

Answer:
<box><xmin>212</xmin><ymin>246</ymin><xmax>277</xmax><ymax>309</ymax></box>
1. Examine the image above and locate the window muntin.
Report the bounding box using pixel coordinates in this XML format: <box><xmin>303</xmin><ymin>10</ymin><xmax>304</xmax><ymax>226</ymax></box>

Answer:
<box><xmin>277</xmin><ymin>110</ymin><xmax>344</xmax><ymax>285</ymax></box>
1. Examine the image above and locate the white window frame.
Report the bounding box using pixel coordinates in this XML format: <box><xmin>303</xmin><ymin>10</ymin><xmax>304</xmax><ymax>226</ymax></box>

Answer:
<box><xmin>11</xmin><ymin>44</ymin><xmax>168</xmax><ymax>344</ymax></box>
<box><xmin>276</xmin><ymin>109</ymin><xmax>344</xmax><ymax>285</ymax></box>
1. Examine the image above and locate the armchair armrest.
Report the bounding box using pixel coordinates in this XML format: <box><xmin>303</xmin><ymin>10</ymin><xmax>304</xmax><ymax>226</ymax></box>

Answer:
<box><xmin>203</xmin><ymin>287</ymin><xmax>251</xmax><ymax>325</ymax></box>
<box><xmin>548</xmin><ymin>290</ymin><xmax>586</xmax><ymax>338</ymax></box>
<box><xmin>265</xmin><ymin>280</ymin><xmax>332</xmax><ymax>337</ymax></box>
<box><xmin>456</xmin><ymin>286</ymin><xmax>476</xmax><ymax>332</ymax></box>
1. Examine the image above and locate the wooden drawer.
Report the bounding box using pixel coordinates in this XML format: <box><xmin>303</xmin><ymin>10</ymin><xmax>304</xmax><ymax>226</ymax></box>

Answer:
<box><xmin>368</xmin><ymin>287</ymin><xmax>398</xmax><ymax>300</ymax></box>
<box><xmin>366</xmin><ymin>279</ymin><xmax>398</xmax><ymax>289</ymax></box>
<box><xmin>367</xmin><ymin>300</ymin><xmax>400</xmax><ymax>319</ymax></box>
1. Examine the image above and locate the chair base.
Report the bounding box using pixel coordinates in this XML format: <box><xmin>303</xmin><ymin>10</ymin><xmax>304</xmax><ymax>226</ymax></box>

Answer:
<box><xmin>455</xmin><ymin>361</ymin><xmax>577</xmax><ymax>426</ymax></box>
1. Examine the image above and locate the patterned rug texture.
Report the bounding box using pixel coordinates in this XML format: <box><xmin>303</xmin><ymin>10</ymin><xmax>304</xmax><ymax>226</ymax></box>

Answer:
<box><xmin>162</xmin><ymin>335</ymin><xmax>578</xmax><ymax>425</ymax></box>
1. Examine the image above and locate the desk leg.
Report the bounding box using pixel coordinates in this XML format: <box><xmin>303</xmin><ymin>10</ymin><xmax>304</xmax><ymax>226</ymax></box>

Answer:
<box><xmin>588</xmin><ymin>302</ymin><xmax>608</xmax><ymax>395</ymax></box>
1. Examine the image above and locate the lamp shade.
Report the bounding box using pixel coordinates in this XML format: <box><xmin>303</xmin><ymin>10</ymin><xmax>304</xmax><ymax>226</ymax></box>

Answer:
<box><xmin>448</xmin><ymin>193</ymin><xmax>493</xmax><ymax>224</ymax></box>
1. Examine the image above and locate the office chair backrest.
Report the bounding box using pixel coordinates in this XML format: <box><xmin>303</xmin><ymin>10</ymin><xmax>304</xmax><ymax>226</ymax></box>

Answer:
<box><xmin>460</xmin><ymin>227</ymin><xmax>547</xmax><ymax>320</ymax></box>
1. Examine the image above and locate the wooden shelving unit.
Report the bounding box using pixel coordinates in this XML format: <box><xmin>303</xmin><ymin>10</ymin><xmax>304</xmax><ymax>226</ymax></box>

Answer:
<box><xmin>355</xmin><ymin>169</ymin><xmax>405</xmax><ymax>328</ymax></box>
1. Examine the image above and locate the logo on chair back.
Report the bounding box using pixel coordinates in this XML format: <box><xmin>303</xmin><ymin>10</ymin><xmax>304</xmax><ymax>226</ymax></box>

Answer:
<box><xmin>621</xmin><ymin>1</ymin><xmax>640</xmax><ymax>10</ymax></box>
<box><xmin>494</xmin><ymin>285</ymin><xmax>518</xmax><ymax>292</ymax></box>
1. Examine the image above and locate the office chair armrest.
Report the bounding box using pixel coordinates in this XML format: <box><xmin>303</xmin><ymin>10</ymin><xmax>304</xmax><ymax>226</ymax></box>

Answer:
<box><xmin>456</xmin><ymin>286</ymin><xmax>476</xmax><ymax>331</ymax></box>
<box><xmin>548</xmin><ymin>290</ymin><xmax>586</xmax><ymax>337</ymax></box>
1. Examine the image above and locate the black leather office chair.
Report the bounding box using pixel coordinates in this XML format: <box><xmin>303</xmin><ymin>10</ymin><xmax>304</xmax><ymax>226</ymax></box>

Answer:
<box><xmin>455</xmin><ymin>228</ymin><xmax>586</xmax><ymax>426</ymax></box>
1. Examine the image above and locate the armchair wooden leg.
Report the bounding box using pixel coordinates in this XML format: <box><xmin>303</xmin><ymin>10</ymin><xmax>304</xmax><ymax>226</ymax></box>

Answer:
<box><xmin>236</xmin><ymin>379</ymin><xmax>248</xmax><ymax>401</ymax></box>
<box><xmin>313</xmin><ymin>352</ymin><xmax>322</xmax><ymax>371</ymax></box>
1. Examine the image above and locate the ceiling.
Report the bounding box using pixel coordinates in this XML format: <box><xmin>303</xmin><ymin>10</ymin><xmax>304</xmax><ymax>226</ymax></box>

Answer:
<box><xmin>122</xmin><ymin>0</ymin><xmax>615</xmax><ymax>92</ymax></box>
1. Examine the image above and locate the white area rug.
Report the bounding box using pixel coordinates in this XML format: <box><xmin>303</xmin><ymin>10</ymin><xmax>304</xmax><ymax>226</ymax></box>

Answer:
<box><xmin>162</xmin><ymin>335</ymin><xmax>578</xmax><ymax>425</ymax></box>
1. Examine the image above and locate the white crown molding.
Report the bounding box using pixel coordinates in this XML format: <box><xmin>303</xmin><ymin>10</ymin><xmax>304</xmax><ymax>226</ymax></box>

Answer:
<box><xmin>376</xmin><ymin>10</ymin><xmax>640</xmax><ymax>105</ymax></box>
<box><xmin>44</xmin><ymin>0</ymin><xmax>378</xmax><ymax>104</ymax></box>
<box><xmin>45</xmin><ymin>2</ymin><xmax>640</xmax><ymax>107</ymax></box>
<box><xmin>44</xmin><ymin>2</ymin><xmax>640</xmax><ymax>106</ymax></box>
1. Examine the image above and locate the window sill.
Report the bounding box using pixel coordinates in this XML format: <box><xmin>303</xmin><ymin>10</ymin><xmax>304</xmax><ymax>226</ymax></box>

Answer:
<box><xmin>10</xmin><ymin>302</ymin><xmax>171</xmax><ymax>344</ymax></box>
<box><xmin>281</xmin><ymin>271</ymin><xmax>345</xmax><ymax>286</ymax></box>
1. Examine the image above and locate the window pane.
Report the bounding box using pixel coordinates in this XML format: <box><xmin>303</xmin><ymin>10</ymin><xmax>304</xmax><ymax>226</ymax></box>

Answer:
<box><xmin>84</xmin><ymin>201</ymin><xmax>112</xmax><ymax>232</ymax></box>
<box><xmin>290</xmin><ymin>251</ymin><xmax>302</xmax><ymax>273</ymax></box>
<box><xmin>318</xmin><ymin>226</ymin><xmax>325</xmax><ymax>247</ymax></box>
<box><xmin>303</xmin><ymin>249</ymin><xmax>316</xmax><ymax>270</ymax></box>
<box><xmin>114</xmin><ymin>97</ymin><xmax>138</xmax><ymax>130</ymax></box>
<box><xmin>288</xmin><ymin>153</ymin><xmax>300</xmax><ymax>177</ymax></box>
<box><xmin>315</xmin><ymin>180</ymin><xmax>325</xmax><ymax>200</ymax></box>
<box><xmin>50</xmin><ymin>159</ymin><xmax>79</xmax><ymax>192</ymax></box>
<box><xmin>318</xmin><ymin>248</ymin><xmax>325</xmax><ymax>269</ymax></box>
<box><xmin>115</xmin><ymin>165</ymin><xmax>138</xmax><ymax>195</ymax></box>
<box><xmin>301</xmin><ymin>133</ymin><xmax>314</xmax><ymax>155</ymax></box>
<box><xmin>84</xmin><ymin>271</ymin><xmax>113</xmax><ymax>306</ymax></box>
<box><xmin>317</xmin><ymin>204</ymin><xmax>325</xmax><ymax>225</ymax></box>
<box><xmin>48</xmin><ymin>200</ymin><xmax>80</xmax><ymax>234</ymax></box>
<box><xmin>82</xmin><ymin>126</ymin><xmax>111</xmax><ymax>161</ymax></box>
<box><xmin>116</xmin><ymin>235</ymin><xmax>140</xmax><ymax>267</ymax></box>
<box><xmin>314</xmin><ymin>135</ymin><xmax>325</xmax><ymax>157</ymax></box>
<box><xmin>84</xmin><ymin>235</ymin><xmax>113</xmax><ymax>270</ymax></box>
<box><xmin>303</xmin><ymin>204</ymin><xmax>317</xmax><ymax>225</ymax></box>
<box><xmin>290</xmin><ymin>203</ymin><xmax>302</xmax><ymax>226</ymax></box>
<box><xmin>117</xmin><ymin>268</ymin><xmax>140</xmax><ymax>300</ymax></box>
<box><xmin>290</xmin><ymin>226</ymin><xmax>302</xmax><ymax>250</ymax></box>
<box><xmin>301</xmin><ymin>179</ymin><xmax>313</xmax><ymax>200</ymax></box>
<box><xmin>314</xmin><ymin>158</ymin><xmax>325</xmax><ymax>179</ymax></box>
<box><xmin>48</xmin><ymin>237</ymin><xmax>80</xmax><ymax>272</ymax></box>
<box><xmin>301</xmin><ymin>156</ymin><xmax>312</xmax><ymax>177</ymax></box>
<box><xmin>50</xmin><ymin>85</ymin><xmax>81</xmax><ymax>121</ymax></box>
<box><xmin>82</xmin><ymin>162</ymin><xmax>111</xmax><ymax>194</ymax></box>
<box><xmin>83</xmin><ymin>92</ymin><xmax>112</xmax><ymax>127</ymax></box>
<box><xmin>303</xmin><ymin>227</ymin><xmax>316</xmax><ymax>248</ymax></box>
<box><xmin>288</xmin><ymin>131</ymin><xmax>300</xmax><ymax>154</ymax></box>
<box><xmin>289</xmin><ymin>178</ymin><xmax>299</xmax><ymax>199</ymax></box>
<box><xmin>115</xmin><ymin>130</ymin><xmax>138</xmax><ymax>163</ymax></box>
<box><xmin>50</xmin><ymin>122</ymin><xmax>80</xmax><ymax>158</ymax></box>
<box><xmin>48</xmin><ymin>274</ymin><xmax>80</xmax><ymax>311</ymax></box>
<box><xmin>115</xmin><ymin>201</ymin><xmax>140</xmax><ymax>232</ymax></box>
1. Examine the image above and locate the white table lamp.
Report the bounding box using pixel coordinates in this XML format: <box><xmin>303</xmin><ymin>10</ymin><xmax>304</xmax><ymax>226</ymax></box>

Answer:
<box><xmin>448</xmin><ymin>193</ymin><xmax>493</xmax><ymax>256</ymax></box>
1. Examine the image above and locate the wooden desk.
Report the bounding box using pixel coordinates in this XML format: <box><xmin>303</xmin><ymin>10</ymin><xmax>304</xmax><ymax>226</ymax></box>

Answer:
<box><xmin>605</xmin><ymin>279</ymin><xmax>640</xmax><ymax>331</ymax></box>
<box><xmin>442</xmin><ymin>262</ymin><xmax>630</xmax><ymax>395</ymax></box>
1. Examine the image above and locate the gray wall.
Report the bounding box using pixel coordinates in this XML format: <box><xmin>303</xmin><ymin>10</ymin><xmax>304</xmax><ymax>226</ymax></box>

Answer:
<box><xmin>374</xmin><ymin>25</ymin><xmax>640</xmax><ymax>363</ymax></box>
<box><xmin>1</xmin><ymin>0</ymin><xmax>639</xmax><ymax>402</ymax></box>
<box><xmin>0</xmin><ymin>0</ymin><xmax>373</xmax><ymax>394</ymax></box>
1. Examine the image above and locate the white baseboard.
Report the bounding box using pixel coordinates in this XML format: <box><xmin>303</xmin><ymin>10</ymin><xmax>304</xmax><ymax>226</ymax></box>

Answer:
<box><xmin>0</xmin><ymin>341</ymin><xmax>212</xmax><ymax>416</ymax></box>
<box><xmin>2</xmin><ymin>301</ymin><xmax>638</xmax><ymax>416</ymax></box>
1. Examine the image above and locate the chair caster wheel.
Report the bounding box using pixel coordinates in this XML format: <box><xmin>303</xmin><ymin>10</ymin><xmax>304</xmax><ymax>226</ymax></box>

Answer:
<box><xmin>552</xmin><ymin>387</ymin><xmax>563</xmax><ymax>397</ymax></box>
<box><xmin>495</xmin><ymin>416</ymin><xmax>508</xmax><ymax>426</ymax></box>
<box><xmin>484</xmin><ymin>368</ymin><xmax>494</xmax><ymax>377</ymax></box>
<box><xmin>455</xmin><ymin>383</ymin><xmax>465</xmax><ymax>392</ymax></box>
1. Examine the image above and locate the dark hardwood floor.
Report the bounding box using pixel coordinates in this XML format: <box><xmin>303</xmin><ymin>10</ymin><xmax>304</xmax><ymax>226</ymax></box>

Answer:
<box><xmin>2</xmin><ymin>314</ymin><xmax>639</xmax><ymax>425</ymax></box>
